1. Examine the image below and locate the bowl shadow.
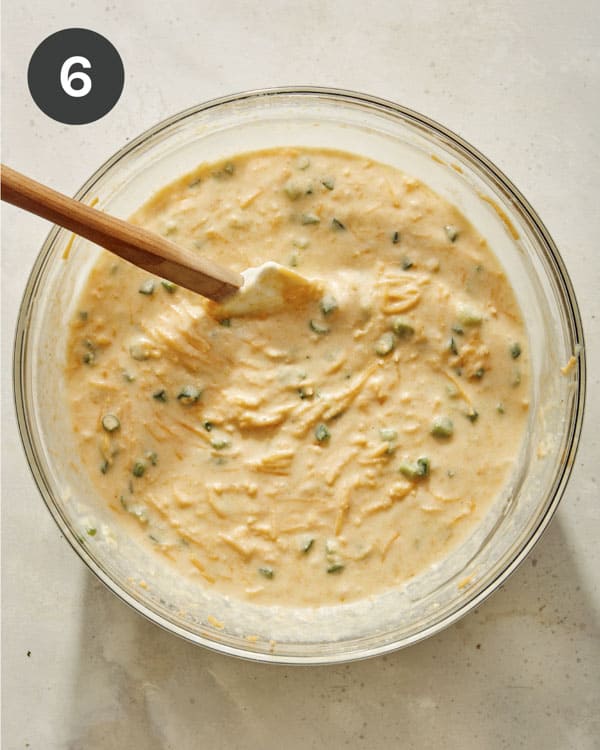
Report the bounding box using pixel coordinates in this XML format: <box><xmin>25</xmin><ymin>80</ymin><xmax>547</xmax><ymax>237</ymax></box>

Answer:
<box><xmin>64</xmin><ymin>513</ymin><xmax>599</xmax><ymax>750</ymax></box>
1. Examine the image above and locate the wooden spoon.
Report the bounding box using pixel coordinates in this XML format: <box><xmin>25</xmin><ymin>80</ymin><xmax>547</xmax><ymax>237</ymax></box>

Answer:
<box><xmin>0</xmin><ymin>164</ymin><xmax>243</xmax><ymax>302</ymax></box>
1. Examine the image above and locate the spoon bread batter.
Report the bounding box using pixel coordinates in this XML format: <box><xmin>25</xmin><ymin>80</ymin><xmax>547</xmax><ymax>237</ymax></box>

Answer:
<box><xmin>66</xmin><ymin>148</ymin><xmax>529</xmax><ymax>606</ymax></box>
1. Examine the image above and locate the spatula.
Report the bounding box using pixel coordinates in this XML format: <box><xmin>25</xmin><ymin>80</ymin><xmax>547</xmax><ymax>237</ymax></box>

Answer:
<box><xmin>1</xmin><ymin>164</ymin><xmax>322</xmax><ymax>312</ymax></box>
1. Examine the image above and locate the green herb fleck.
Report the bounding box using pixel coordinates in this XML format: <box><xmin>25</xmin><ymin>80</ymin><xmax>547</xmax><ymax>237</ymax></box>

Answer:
<box><xmin>327</xmin><ymin>563</ymin><xmax>345</xmax><ymax>574</ymax></box>
<box><xmin>258</xmin><ymin>566</ymin><xmax>274</xmax><ymax>579</ymax></box>
<box><xmin>510</xmin><ymin>342</ymin><xmax>522</xmax><ymax>359</ymax></box>
<box><xmin>132</xmin><ymin>461</ymin><xmax>146</xmax><ymax>478</ymax></box>
<box><xmin>78</xmin><ymin>310</ymin><xmax>88</xmax><ymax>321</ymax></box>
<box><xmin>315</xmin><ymin>423</ymin><xmax>331</xmax><ymax>442</ymax></box>
<box><xmin>474</xmin><ymin>367</ymin><xmax>485</xmax><ymax>379</ymax></box>
<box><xmin>86</xmin><ymin>528</ymin><xmax>97</xmax><ymax>537</ymax></box>
<box><xmin>301</xmin><ymin>213</ymin><xmax>320</xmax><ymax>225</ymax></box>
<box><xmin>203</xmin><ymin>420</ymin><xmax>213</xmax><ymax>432</ymax></box>
<box><xmin>496</xmin><ymin>403</ymin><xmax>505</xmax><ymax>414</ymax></box>
<box><xmin>145</xmin><ymin>451</ymin><xmax>158</xmax><ymax>466</ymax></box>
<box><xmin>296</xmin><ymin>156</ymin><xmax>310</xmax><ymax>170</ymax></box>
<box><xmin>100</xmin><ymin>459</ymin><xmax>109</xmax><ymax>475</ymax></box>
<box><xmin>451</xmin><ymin>324</ymin><xmax>464</xmax><ymax>335</ymax></box>
<box><xmin>392</xmin><ymin>231</ymin><xmax>401</xmax><ymax>244</ymax></box>
<box><xmin>301</xmin><ymin>538</ymin><xmax>315</xmax><ymax>554</ymax></box>
<box><xmin>449</xmin><ymin>337</ymin><xmax>458</xmax><ymax>355</ymax></box>
<box><xmin>331</xmin><ymin>217</ymin><xmax>346</xmax><ymax>231</ymax></box>
<box><xmin>380</xmin><ymin>428</ymin><xmax>398</xmax><ymax>442</ymax></box>
<box><xmin>321</xmin><ymin>177</ymin><xmax>335</xmax><ymax>190</ymax></box>
<box><xmin>401</xmin><ymin>258</ymin><xmax>413</xmax><ymax>270</ymax></box>
<box><xmin>431</xmin><ymin>416</ymin><xmax>454</xmax><ymax>438</ymax></box>
<box><xmin>82</xmin><ymin>351</ymin><xmax>95</xmax><ymax>365</ymax></box>
<box><xmin>218</xmin><ymin>318</ymin><xmax>231</xmax><ymax>327</ymax></box>
<box><xmin>153</xmin><ymin>389</ymin><xmax>167</xmax><ymax>402</ymax></box>
<box><xmin>298</xmin><ymin>386</ymin><xmax>315</xmax><ymax>400</ymax></box>
<box><xmin>466</xmin><ymin>408</ymin><xmax>479</xmax><ymax>423</ymax></box>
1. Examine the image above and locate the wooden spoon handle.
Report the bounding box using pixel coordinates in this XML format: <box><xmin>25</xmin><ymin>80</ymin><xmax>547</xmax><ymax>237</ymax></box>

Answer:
<box><xmin>0</xmin><ymin>164</ymin><xmax>243</xmax><ymax>302</ymax></box>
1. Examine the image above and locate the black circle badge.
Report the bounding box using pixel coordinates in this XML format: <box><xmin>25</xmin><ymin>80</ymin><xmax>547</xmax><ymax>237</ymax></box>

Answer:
<box><xmin>28</xmin><ymin>28</ymin><xmax>124</xmax><ymax>125</ymax></box>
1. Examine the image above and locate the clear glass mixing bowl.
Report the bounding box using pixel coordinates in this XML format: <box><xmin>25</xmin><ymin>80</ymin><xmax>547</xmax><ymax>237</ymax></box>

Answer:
<box><xmin>13</xmin><ymin>88</ymin><xmax>585</xmax><ymax>663</ymax></box>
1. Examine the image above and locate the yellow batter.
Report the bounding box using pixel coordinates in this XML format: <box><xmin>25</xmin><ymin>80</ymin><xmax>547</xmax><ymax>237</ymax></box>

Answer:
<box><xmin>66</xmin><ymin>148</ymin><xmax>529</xmax><ymax>606</ymax></box>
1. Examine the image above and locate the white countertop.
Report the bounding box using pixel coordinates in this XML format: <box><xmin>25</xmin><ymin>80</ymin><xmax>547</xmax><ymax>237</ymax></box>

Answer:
<box><xmin>2</xmin><ymin>1</ymin><xmax>599</xmax><ymax>748</ymax></box>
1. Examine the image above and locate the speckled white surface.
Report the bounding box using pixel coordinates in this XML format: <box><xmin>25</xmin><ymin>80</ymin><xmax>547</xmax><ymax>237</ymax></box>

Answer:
<box><xmin>2</xmin><ymin>1</ymin><xmax>599</xmax><ymax>748</ymax></box>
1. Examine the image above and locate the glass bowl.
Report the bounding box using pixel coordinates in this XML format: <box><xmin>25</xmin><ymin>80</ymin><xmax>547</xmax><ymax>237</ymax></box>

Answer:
<box><xmin>13</xmin><ymin>88</ymin><xmax>585</xmax><ymax>664</ymax></box>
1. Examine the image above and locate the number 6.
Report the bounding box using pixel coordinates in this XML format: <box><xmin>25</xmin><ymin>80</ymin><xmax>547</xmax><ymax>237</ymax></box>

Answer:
<box><xmin>60</xmin><ymin>56</ymin><xmax>92</xmax><ymax>98</ymax></box>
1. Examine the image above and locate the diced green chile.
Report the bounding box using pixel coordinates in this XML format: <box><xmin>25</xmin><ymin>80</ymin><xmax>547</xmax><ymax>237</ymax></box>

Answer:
<box><xmin>309</xmin><ymin>319</ymin><xmax>330</xmax><ymax>334</ymax></box>
<box><xmin>431</xmin><ymin>416</ymin><xmax>454</xmax><ymax>438</ymax></box>
<box><xmin>139</xmin><ymin>279</ymin><xmax>155</xmax><ymax>295</ymax></box>
<box><xmin>177</xmin><ymin>385</ymin><xmax>201</xmax><ymax>404</ymax></box>
<box><xmin>391</xmin><ymin>318</ymin><xmax>414</xmax><ymax>338</ymax></box>
<box><xmin>399</xmin><ymin>457</ymin><xmax>430</xmax><ymax>480</ymax></box>
<box><xmin>210</xmin><ymin>437</ymin><xmax>230</xmax><ymax>450</ymax></box>
<box><xmin>375</xmin><ymin>332</ymin><xmax>395</xmax><ymax>356</ymax></box>
<box><xmin>161</xmin><ymin>280</ymin><xmax>177</xmax><ymax>293</ymax></box>
<box><xmin>315</xmin><ymin>423</ymin><xmax>331</xmax><ymax>442</ymax></box>
<box><xmin>101</xmin><ymin>414</ymin><xmax>120</xmax><ymax>432</ymax></box>
<box><xmin>320</xmin><ymin>294</ymin><xmax>338</xmax><ymax>315</ymax></box>
<box><xmin>457</xmin><ymin>304</ymin><xmax>482</xmax><ymax>326</ymax></box>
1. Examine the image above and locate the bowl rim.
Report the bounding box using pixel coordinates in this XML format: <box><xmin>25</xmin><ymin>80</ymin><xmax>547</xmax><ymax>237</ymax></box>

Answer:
<box><xmin>12</xmin><ymin>86</ymin><xmax>587</xmax><ymax>664</ymax></box>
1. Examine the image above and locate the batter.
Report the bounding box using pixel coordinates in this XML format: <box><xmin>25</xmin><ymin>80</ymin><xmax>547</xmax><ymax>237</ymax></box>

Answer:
<box><xmin>66</xmin><ymin>148</ymin><xmax>529</xmax><ymax>606</ymax></box>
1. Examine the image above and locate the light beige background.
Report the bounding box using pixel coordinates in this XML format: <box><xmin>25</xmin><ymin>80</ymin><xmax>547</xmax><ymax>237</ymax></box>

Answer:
<box><xmin>2</xmin><ymin>1</ymin><xmax>599</xmax><ymax>748</ymax></box>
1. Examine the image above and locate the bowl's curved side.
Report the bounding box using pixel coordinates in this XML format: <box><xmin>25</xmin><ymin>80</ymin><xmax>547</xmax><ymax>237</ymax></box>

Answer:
<box><xmin>12</xmin><ymin>88</ymin><xmax>586</xmax><ymax>664</ymax></box>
